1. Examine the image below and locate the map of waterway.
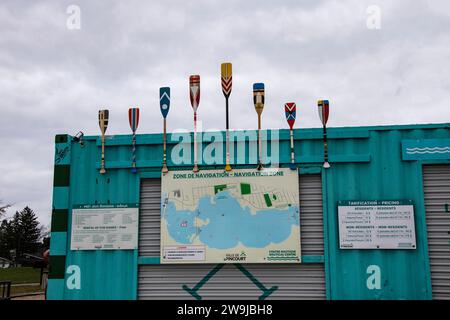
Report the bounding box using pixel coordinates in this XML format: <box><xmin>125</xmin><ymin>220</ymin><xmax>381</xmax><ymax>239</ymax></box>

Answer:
<box><xmin>163</xmin><ymin>191</ymin><xmax>299</xmax><ymax>249</ymax></box>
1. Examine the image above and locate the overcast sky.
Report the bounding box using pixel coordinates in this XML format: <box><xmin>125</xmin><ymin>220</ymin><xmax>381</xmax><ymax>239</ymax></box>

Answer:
<box><xmin>1</xmin><ymin>0</ymin><xmax>449</xmax><ymax>227</ymax></box>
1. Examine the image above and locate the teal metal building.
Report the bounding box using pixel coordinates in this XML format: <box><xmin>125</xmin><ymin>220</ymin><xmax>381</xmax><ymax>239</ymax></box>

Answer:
<box><xmin>48</xmin><ymin>123</ymin><xmax>450</xmax><ymax>300</ymax></box>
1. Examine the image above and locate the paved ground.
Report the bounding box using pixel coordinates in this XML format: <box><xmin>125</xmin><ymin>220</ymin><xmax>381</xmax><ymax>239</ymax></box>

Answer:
<box><xmin>11</xmin><ymin>293</ymin><xmax>45</xmax><ymax>300</ymax></box>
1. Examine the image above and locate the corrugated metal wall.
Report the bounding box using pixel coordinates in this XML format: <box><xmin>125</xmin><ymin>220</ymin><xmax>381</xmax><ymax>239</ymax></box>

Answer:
<box><xmin>61</xmin><ymin>142</ymin><xmax>139</xmax><ymax>300</ymax></box>
<box><xmin>299</xmin><ymin>174</ymin><xmax>324</xmax><ymax>256</ymax></box>
<box><xmin>423</xmin><ymin>165</ymin><xmax>450</xmax><ymax>300</ymax></box>
<box><xmin>139</xmin><ymin>179</ymin><xmax>161</xmax><ymax>257</ymax></box>
<box><xmin>138</xmin><ymin>264</ymin><xmax>325</xmax><ymax>300</ymax></box>
<box><xmin>48</xmin><ymin>123</ymin><xmax>450</xmax><ymax>300</ymax></box>
<box><xmin>138</xmin><ymin>174</ymin><xmax>325</xmax><ymax>300</ymax></box>
<box><xmin>324</xmin><ymin>128</ymin><xmax>450</xmax><ymax>300</ymax></box>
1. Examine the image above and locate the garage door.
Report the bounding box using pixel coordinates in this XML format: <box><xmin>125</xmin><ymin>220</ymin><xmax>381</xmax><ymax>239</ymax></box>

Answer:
<box><xmin>423</xmin><ymin>165</ymin><xmax>450</xmax><ymax>300</ymax></box>
<box><xmin>138</xmin><ymin>174</ymin><xmax>326</xmax><ymax>300</ymax></box>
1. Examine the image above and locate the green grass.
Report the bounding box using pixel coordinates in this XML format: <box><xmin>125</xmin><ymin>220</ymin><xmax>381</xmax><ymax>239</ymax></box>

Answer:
<box><xmin>0</xmin><ymin>267</ymin><xmax>41</xmax><ymax>284</ymax></box>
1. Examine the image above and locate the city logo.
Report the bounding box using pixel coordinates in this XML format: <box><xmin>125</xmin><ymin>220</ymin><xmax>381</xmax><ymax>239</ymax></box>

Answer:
<box><xmin>224</xmin><ymin>251</ymin><xmax>247</xmax><ymax>262</ymax></box>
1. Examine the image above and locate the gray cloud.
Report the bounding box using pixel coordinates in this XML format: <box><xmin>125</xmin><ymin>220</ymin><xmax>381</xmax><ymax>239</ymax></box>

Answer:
<box><xmin>1</xmin><ymin>0</ymin><xmax>449</xmax><ymax>226</ymax></box>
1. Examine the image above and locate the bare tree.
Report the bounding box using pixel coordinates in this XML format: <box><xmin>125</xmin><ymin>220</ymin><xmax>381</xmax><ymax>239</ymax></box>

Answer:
<box><xmin>0</xmin><ymin>201</ymin><xmax>11</xmax><ymax>219</ymax></box>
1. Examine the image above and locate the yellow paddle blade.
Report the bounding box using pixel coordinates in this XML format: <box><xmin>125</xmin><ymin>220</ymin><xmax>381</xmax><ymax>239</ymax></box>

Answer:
<box><xmin>221</xmin><ymin>63</ymin><xmax>232</xmax><ymax>97</ymax></box>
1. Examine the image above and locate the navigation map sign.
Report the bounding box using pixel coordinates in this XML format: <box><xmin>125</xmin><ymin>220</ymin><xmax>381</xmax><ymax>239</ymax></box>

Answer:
<box><xmin>160</xmin><ymin>168</ymin><xmax>301</xmax><ymax>264</ymax></box>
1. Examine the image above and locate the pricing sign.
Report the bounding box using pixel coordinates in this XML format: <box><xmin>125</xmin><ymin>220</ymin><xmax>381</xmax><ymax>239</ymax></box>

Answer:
<box><xmin>338</xmin><ymin>200</ymin><xmax>416</xmax><ymax>249</ymax></box>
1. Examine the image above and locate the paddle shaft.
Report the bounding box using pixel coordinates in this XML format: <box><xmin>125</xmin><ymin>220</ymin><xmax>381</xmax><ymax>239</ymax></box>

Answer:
<box><xmin>257</xmin><ymin>114</ymin><xmax>262</xmax><ymax>169</ymax></box>
<box><xmin>290</xmin><ymin>129</ymin><xmax>295</xmax><ymax>164</ymax></box>
<box><xmin>225</xmin><ymin>97</ymin><xmax>230</xmax><ymax>168</ymax></box>
<box><xmin>131</xmin><ymin>129</ymin><xmax>137</xmax><ymax>171</ymax></box>
<box><xmin>100</xmin><ymin>133</ymin><xmax>106</xmax><ymax>173</ymax></box>
<box><xmin>193</xmin><ymin>112</ymin><xmax>198</xmax><ymax>171</ymax></box>
<box><xmin>163</xmin><ymin>118</ymin><xmax>167</xmax><ymax>166</ymax></box>
<box><xmin>323</xmin><ymin>125</ymin><xmax>329</xmax><ymax>164</ymax></box>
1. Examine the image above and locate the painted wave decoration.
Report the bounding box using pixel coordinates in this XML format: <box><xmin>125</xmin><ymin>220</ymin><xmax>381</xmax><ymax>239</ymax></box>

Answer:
<box><xmin>406</xmin><ymin>146</ymin><xmax>450</xmax><ymax>154</ymax></box>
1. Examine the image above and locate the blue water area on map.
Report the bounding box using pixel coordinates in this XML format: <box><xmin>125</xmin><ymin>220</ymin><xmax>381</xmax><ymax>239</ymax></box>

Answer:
<box><xmin>163</xmin><ymin>191</ymin><xmax>299</xmax><ymax>249</ymax></box>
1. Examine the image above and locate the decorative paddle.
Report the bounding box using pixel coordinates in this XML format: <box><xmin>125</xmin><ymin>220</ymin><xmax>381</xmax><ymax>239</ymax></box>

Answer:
<box><xmin>285</xmin><ymin>102</ymin><xmax>297</xmax><ymax>170</ymax></box>
<box><xmin>189</xmin><ymin>75</ymin><xmax>201</xmax><ymax>173</ymax></box>
<box><xmin>128</xmin><ymin>107</ymin><xmax>140</xmax><ymax>173</ymax></box>
<box><xmin>318</xmin><ymin>100</ymin><xmax>330</xmax><ymax>168</ymax></box>
<box><xmin>98</xmin><ymin>109</ymin><xmax>109</xmax><ymax>174</ymax></box>
<box><xmin>253</xmin><ymin>83</ymin><xmax>265</xmax><ymax>171</ymax></box>
<box><xmin>221</xmin><ymin>62</ymin><xmax>232</xmax><ymax>172</ymax></box>
<box><xmin>160</xmin><ymin>87</ymin><xmax>170</xmax><ymax>174</ymax></box>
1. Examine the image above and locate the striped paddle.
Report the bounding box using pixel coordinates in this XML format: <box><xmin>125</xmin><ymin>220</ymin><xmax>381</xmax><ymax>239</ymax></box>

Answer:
<box><xmin>285</xmin><ymin>102</ymin><xmax>296</xmax><ymax>170</ymax></box>
<box><xmin>190</xmin><ymin>75</ymin><xmax>200</xmax><ymax>173</ymax></box>
<box><xmin>128</xmin><ymin>107</ymin><xmax>140</xmax><ymax>173</ymax></box>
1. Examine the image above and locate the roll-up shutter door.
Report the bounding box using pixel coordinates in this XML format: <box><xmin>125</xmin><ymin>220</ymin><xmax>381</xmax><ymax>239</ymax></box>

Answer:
<box><xmin>138</xmin><ymin>174</ymin><xmax>326</xmax><ymax>300</ymax></box>
<box><xmin>139</xmin><ymin>179</ymin><xmax>161</xmax><ymax>257</ymax></box>
<box><xmin>299</xmin><ymin>174</ymin><xmax>324</xmax><ymax>256</ymax></box>
<box><xmin>423</xmin><ymin>165</ymin><xmax>450</xmax><ymax>300</ymax></box>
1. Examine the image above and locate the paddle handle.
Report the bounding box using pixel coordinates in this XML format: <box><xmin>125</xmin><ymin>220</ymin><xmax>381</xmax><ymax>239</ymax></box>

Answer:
<box><xmin>323</xmin><ymin>125</ymin><xmax>330</xmax><ymax>168</ymax></box>
<box><xmin>257</xmin><ymin>114</ymin><xmax>263</xmax><ymax>170</ymax></box>
<box><xmin>193</xmin><ymin>112</ymin><xmax>199</xmax><ymax>172</ymax></box>
<box><xmin>225</xmin><ymin>97</ymin><xmax>231</xmax><ymax>171</ymax></box>
<box><xmin>131</xmin><ymin>130</ymin><xmax>137</xmax><ymax>173</ymax></box>
<box><xmin>100</xmin><ymin>134</ymin><xmax>106</xmax><ymax>174</ymax></box>
<box><xmin>290</xmin><ymin>129</ymin><xmax>295</xmax><ymax>164</ymax></box>
<box><xmin>162</xmin><ymin>118</ymin><xmax>168</xmax><ymax>173</ymax></box>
